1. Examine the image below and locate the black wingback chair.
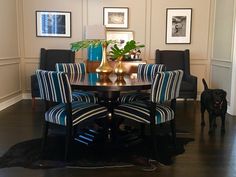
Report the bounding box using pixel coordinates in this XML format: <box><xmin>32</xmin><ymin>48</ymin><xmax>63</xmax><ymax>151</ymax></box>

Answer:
<box><xmin>155</xmin><ymin>49</ymin><xmax>197</xmax><ymax>100</ymax></box>
<box><xmin>31</xmin><ymin>48</ymin><xmax>75</xmax><ymax>108</ymax></box>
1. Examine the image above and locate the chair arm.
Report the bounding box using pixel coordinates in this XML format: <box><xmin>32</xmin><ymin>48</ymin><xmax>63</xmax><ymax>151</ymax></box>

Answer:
<box><xmin>185</xmin><ymin>74</ymin><xmax>198</xmax><ymax>92</ymax></box>
<box><xmin>185</xmin><ymin>74</ymin><xmax>197</xmax><ymax>84</ymax></box>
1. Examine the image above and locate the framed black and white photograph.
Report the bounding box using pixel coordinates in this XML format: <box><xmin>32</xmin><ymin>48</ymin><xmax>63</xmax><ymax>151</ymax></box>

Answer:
<box><xmin>36</xmin><ymin>11</ymin><xmax>71</xmax><ymax>37</ymax></box>
<box><xmin>103</xmin><ymin>7</ymin><xmax>129</xmax><ymax>29</ymax></box>
<box><xmin>166</xmin><ymin>8</ymin><xmax>192</xmax><ymax>44</ymax></box>
<box><xmin>106</xmin><ymin>30</ymin><xmax>133</xmax><ymax>52</ymax></box>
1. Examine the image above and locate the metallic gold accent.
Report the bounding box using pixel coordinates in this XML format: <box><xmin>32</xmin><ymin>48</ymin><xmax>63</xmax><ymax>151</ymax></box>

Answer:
<box><xmin>114</xmin><ymin>56</ymin><xmax>126</xmax><ymax>82</ymax></box>
<box><xmin>95</xmin><ymin>43</ymin><xmax>113</xmax><ymax>74</ymax></box>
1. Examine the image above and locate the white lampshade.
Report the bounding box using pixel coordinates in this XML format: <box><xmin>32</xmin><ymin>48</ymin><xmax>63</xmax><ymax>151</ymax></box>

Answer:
<box><xmin>85</xmin><ymin>25</ymin><xmax>106</xmax><ymax>40</ymax></box>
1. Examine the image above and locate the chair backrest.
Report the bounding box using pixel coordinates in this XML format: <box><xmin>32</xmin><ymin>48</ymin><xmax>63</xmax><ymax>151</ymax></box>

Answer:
<box><xmin>155</xmin><ymin>49</ymin><xmax>190</xmax><ymax>78</ymax></box>
<box><xmin>151</xmin><ymin>70</ymin><xmax>183</xmax><ymax>103</ymax></box>
<box><xmin>55</xmin><ymin>63</ymin><xmax>86</xmax><ymax>82</ymax></box>
<box><xmin>36</xmin><ymin>70</ymin><xmax>72</xmax><ymax>103</ymax></box>
<box><xmin>39</xmin><ymin>48</ymin><xmax>75</xmax><ymax>71</ymax></box>
<box><xmin>137</xmin><ymin>64</ymin><xmax>166</xmax><ymax>81</ymax></box>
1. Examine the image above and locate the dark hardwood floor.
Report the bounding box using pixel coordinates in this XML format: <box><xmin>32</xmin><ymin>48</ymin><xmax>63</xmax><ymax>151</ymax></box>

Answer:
<box><xmin>0</xmin><ymin>100</ymin><xmax>235</xmax><ymax>177</ymax></box>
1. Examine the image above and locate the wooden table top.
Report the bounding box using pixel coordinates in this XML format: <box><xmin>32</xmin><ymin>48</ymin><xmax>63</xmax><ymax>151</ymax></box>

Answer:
<box><xmin>71</xmin><ymin>73</ymin><xmax>151</xmax><ymax>92</ymax></box>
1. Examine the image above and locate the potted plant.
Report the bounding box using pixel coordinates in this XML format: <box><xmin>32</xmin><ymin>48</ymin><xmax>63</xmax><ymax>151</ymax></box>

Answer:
<box><xmin>109</xmin><ymin>40</ymin><xmax>145</xmax><ymax>60</ymax></box>
<box><xmin>109</xmin><ymin>40</ymin><xmax>145</xmax><ymax>77</ymax></box>
<box><xmin>70</xmin><ymin>39</ymin><xmax>144</xmax><ymax>76</ymax></box>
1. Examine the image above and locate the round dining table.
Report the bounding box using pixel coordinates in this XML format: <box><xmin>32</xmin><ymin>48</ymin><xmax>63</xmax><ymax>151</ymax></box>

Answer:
<box><xmin>70</xmin><ymin>72</ymin><xmax>152</xmax><ymax>102</ymax></box>
<box><xmin>71</xmin><ymin>72</ymin><xmax>152</xmax><ymax>140</ymax></box>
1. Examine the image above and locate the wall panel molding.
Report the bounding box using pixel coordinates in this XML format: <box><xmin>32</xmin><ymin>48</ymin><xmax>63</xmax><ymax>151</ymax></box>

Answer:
<box><xmin>0</xmin><ymin>56</ymin><xmax>20</xmax><ymax>60</ymax></box>
<box><xmin>211</xmin><ymin>58</ymin><xmax>232</xmax><ymax>63</ymax></box>
<box><xmin>0</xmin><ymin>62</ymin><xmax>20</xmax><ymax>67</ymax></box>
<box><xmin>212</xmin><ymin>63</ymin><xmax>232</xmax><ymax>69</ymax></box>
<box><xmin>0</xmin><ymin>62</ymin><xmax>21</xmax><ymax>104</ymax></box>
<box><xmin>24</xmin><ymin>56</ymin><xmax>39</xmax><ymax>60</ymax></box>
<box><xmin>211</xmin><ymin>59</ymin><xmax>232</xmax><ymax>68</ymax></box>
<box><xmin>144</xmin><ymin>0</ymin><xmax>152</xmax><ymax>60</ymax></box>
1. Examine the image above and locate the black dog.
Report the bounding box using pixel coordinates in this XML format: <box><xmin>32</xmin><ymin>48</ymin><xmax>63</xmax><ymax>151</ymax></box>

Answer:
<box><xmin>200</xmin><ymin>79</ymin><xmax>227</xmax><ymax>134</ymax></box>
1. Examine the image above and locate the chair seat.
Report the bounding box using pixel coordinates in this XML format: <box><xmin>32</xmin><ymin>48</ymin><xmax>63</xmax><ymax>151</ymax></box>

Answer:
<box><xmin>118</xmin><ymin>92</ymin><xmax>150</xmax><ymax>103</ymax></box>
<box><xmin>114</xmin><ymin>101</ymin><xmax>174</xmax><ymax>124</ymax></box>
<box><xmin>72</xmin><ymin>90</ymin><xmax>97</xmax><ymax>103</ymax></box>
<box><xmin>45</xmin><ymin>102</ymin><xmax>107</xmax><ymax>126</ymax></box>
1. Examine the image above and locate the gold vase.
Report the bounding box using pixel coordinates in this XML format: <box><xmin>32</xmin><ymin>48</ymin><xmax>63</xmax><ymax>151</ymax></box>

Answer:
<box><xmin>96</xmin><ymin>43</ymin><xmax>113</xmax><ymax>74</ymax></box>
<box><xmin>114</xmin><ymin>56</ymin><xmax>126</xmax><ymax>82</ymax></box>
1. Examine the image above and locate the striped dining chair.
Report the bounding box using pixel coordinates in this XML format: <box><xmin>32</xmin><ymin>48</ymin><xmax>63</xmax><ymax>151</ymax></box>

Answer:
<box><xmin>56</xmin><ymin>63</ymin><xmax>97</xmax><ymax>103</ymax></box>
<box><xmin>114</xmin><ymin>70</ymin><xmax>183</xmax><ymax>160</ymax></box>
<box><xmin>36</xmin><ymin>70</ymin><xmax>108</xmax><ymax>160</ymax></box>
<box><xmin>118</xmin><ymin>64</ymin><xmax>166</xmax><ymax>103</ymax></box>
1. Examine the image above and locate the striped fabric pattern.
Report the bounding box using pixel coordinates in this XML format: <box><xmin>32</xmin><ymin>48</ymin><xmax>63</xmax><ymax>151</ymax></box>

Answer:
<box><xmin>119</xmin><ymin>64</ymin><xmax>165</xmax><ymax>103</ymax></box>
<box><xmin>114</xmin><ymin>101</ymin><xmax>174</xmax><ymax>124</ymax></box>
<box><xmin>118</xmin><ymin>93</ymin><xmax>149</xmax><ymax>103</ymax></box>
<box><xmin>72</xmin><ymin>91</ymin><xmax>97</xmax><ymax>103</ymax></box>
<box><xmin>151</xmin><ymin>70</ymin><xmax>183</xmax><ymax>103</ymax></box>
<box><xmin>137</xmin><ymin>64</ymin><xmax>166</xmax><ymax>81</ymax></box>
<box><xmin>36</xmin><ymin>70</ymin><xmax>72</xmax><ymax>103</ymax></box>
<box><xmin>55</xmin><ymin>63</ymin><xmax>86</xmax><ymax>82</ymax></box>
<box><xmin>56</xmin><ymin>63</ymin><xmax>97</xmax><ymax>103</ymax></box>
<box><xmin>45</xmin><ymin>101</ymin><xmax>107</xmax><ymax>126</ymax></box>
<box><xmin>114</xmin><ymin>70</ymin><xmax>183</xmax><ymax>125</ymax></box>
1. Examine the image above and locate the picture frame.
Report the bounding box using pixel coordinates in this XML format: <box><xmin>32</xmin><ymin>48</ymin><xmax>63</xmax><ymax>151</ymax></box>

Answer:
<box><xmin>36</xmin><ymin>11</ymin><xmax>71</xmax><ymax>37</ymax></box>
<box><xmin>103</xmin><ymin>7</ymin><xmax>129</xmax><ymax>29</ymax></box>
<box><xmin>106</xmin><ymin>30</ymin><xmax>134</xmax><ymax>52</ymax></box>
<box><xmin>166</xmin><ymin>8</ymin><xmax>192</xmax><ymax>44</ymax></box>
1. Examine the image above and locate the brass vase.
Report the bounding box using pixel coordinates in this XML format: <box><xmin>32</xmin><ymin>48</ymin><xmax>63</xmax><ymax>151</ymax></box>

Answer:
<box><xmin>114</xmin><ymin>56</ymin><xmax>126</xmax><ymax>82</ymax></box>
<box><xmin>96</xmin><ymin>43</ymin><xmax>113</xmax><ymax>74</ymax></box>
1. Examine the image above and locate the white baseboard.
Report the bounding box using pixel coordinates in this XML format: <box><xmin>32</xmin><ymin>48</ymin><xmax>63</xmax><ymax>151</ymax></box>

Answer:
<box><xmin>22</xmin><ymin>93</ymin><xmax>32</xmax><ymax>99</ymax></box>
<box><xmin>0</xmin><ymin>94</ymin><xmax>22</xmax><ymax>111</ymax></box>
<box><xmin>227</xmin><ymin>105</ymin><xmax>236</xmax><ymax>116</ymax></box>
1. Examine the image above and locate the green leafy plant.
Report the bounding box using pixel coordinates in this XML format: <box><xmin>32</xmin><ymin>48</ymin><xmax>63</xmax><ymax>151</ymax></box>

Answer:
<box><xmin>70</xmin><ymin>40</ymin><xmax>116</xmax><ymax>52</ymax></box>
<box><xmin>109</xmin><ymin>40</ymin><xmax>145</xmax><ymax>60</ymax></box>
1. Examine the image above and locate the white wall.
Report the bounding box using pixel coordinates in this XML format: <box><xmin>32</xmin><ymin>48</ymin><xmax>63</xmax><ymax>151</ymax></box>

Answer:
<box><xmin>19</xmin><ymin>0</ymin><xmax>213</xmax><ymax>95</ymax></box>
<box><xmin>228</xmin><ymin>0</ymin><xmax>236</xmax><ymax>115</ymax></box>
<box><xmin>21</xmin><ymin>0</ymin><xmax>83</xmax><ymax>93</ymax></box>
<box><xmin>211</xmin><ymin>0</ymin><xmax>235</xmax><ymax>114</ymax></box>
<box><xmin>0</xmin><ymin>0</ymin><xmax>21</xmax><ymax>109</ymax></box>
<box><xmin>4</xmin><ymin>0</ymin><xmax>236</xmax><ymax>114</ymax></box>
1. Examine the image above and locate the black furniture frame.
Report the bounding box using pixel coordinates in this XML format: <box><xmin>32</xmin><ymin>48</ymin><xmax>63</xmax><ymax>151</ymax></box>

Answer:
<box><xmin>155</xmin><ymin>49</ymin><xmax>197</xmax><ymax>100</ymax></box>
<box><xmin>31</xmin><ymin>48</ymin><xmax>75</xmax><ymax>108</ymax></box>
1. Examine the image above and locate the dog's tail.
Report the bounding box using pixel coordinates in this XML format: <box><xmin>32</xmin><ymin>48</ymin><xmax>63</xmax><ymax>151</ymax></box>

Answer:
<box><xmin>202</xmin><ymin>78</ymin><xmax>208</xmax><ymax>91</ymax></box>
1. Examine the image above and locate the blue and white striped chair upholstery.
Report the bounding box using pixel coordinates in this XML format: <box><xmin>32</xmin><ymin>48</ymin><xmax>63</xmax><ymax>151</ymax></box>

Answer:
<box><xmin>55</xmin><ymin>63</ymin><xmax>97</xmax><ymax>103</ymax></box>
<box><xmin>37</xmin><ymin>70</ymin><xmax>72</xmax><ymax>103</ymax></box>
<box><xmin>118</xmin><ymin>64</ymin><xmax>166</xmax><ymax>103</ymax></box>
<box><xmin>137</xmin><ymin>64</ymin><xmax>166</xmax><ymax>81</ymax></box>
<box><xmin>114</xmin><ymin>70</ymin><xmax>183</xmax><ymax>125</ymax></box>
<box><xmin>114</xmin><ymin>70</ymin><xmax>183</xmax><ymax>160</ymax></box>
<box><xmin>36</xmin><ymin>70</ymin><xmax>108</xmax><ymax>160</ymax></box>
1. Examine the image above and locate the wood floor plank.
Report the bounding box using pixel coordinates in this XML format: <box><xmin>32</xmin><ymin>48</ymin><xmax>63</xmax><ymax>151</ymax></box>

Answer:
<box><xmin>0</xmin><ymin>100</ymin><xmax>235</xmax><ymax>177</ymax></box>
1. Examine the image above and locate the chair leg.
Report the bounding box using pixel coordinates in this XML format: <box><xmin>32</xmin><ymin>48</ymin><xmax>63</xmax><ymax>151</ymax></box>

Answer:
<box><xmin>32</xmin><ymin>97</ymin><xmax>36</xmax><ymax>110</ymax></box>
<box><xmin>150</xmin><ymin>124</ymin><xmax>158</xmax><ymax>160</ymax></box>
<box><xmin>65</xmin><ymin>125</ymin><xmax>72</xmax><ymax>161</ymax></box>
<box><xmin>170</xmin><ymin>119</ymin><xmax>176</xmax><ymax>148</ymax></box>
<box><xmin>41</xmin><ymin>121</ymin><xmax>49</xmax><ymax>158</ymax></box>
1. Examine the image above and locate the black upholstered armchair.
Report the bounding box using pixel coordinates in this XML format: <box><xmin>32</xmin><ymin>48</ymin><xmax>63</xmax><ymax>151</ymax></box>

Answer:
<box><xmin>31</xmin><ymin>48</ymin><xmax>75</xmax><ymax>108</ymax></box>
<box><xmin>155</xmin><ymin>49</ymin><xmax>197</xmax><ymax>100</ymax></box>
